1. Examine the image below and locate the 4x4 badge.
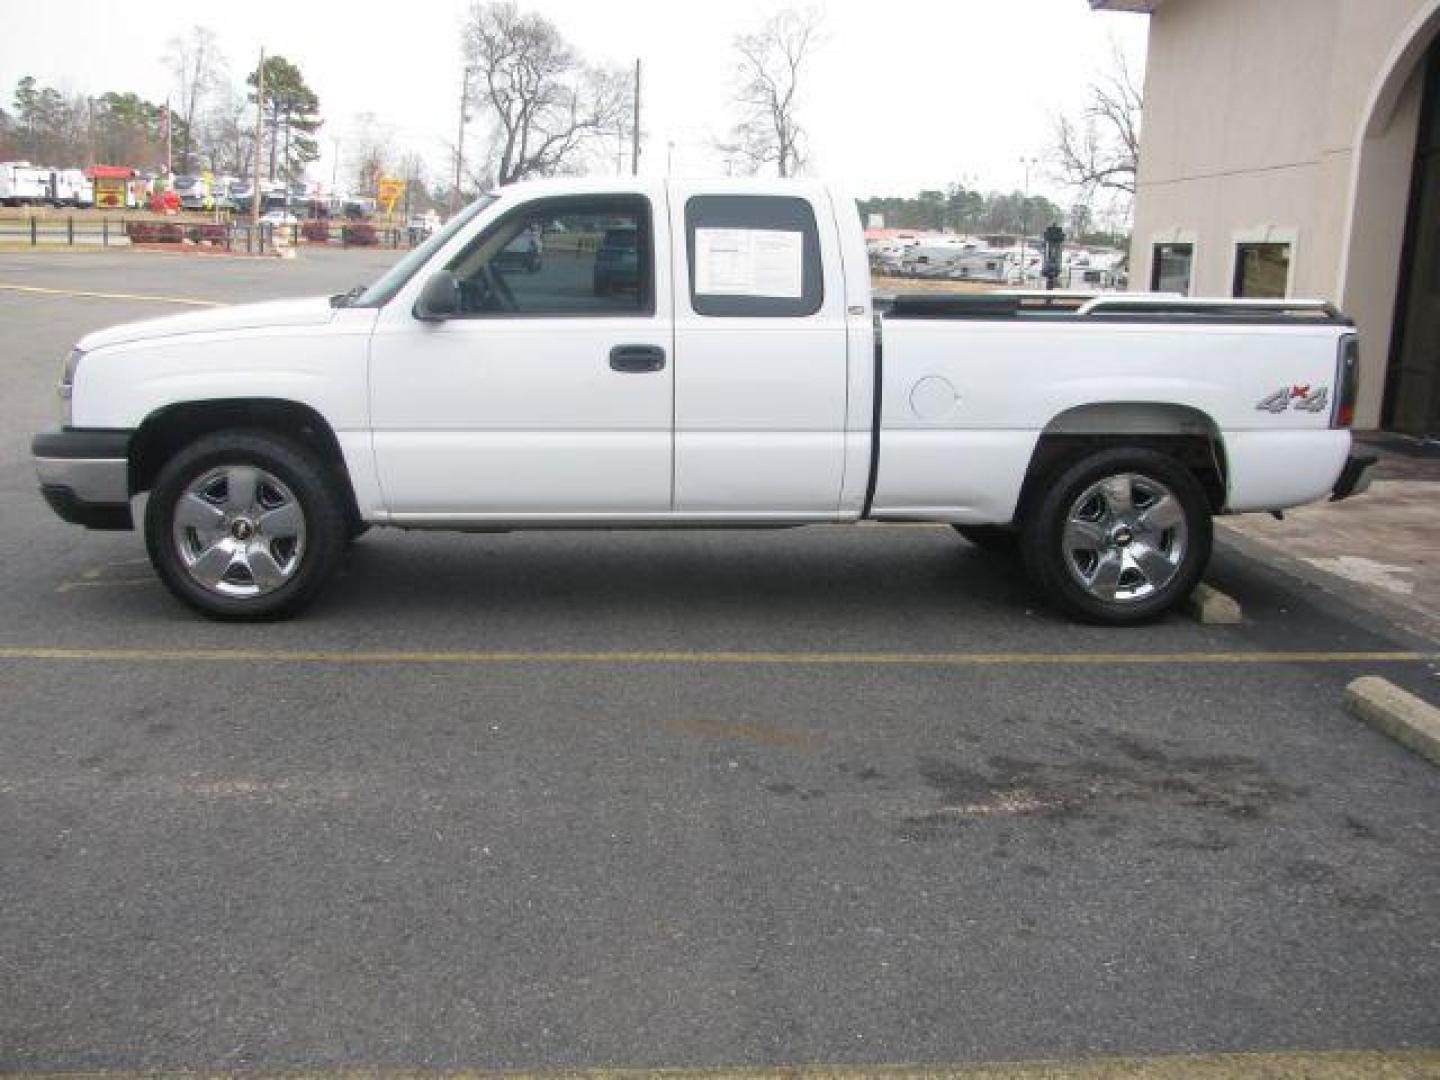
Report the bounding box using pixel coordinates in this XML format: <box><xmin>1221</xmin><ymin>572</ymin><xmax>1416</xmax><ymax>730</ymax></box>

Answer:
<box><xmin>1257</xmin><ymin>385</ymin><xmax>1329</xmax><ymax>414</ymax></box>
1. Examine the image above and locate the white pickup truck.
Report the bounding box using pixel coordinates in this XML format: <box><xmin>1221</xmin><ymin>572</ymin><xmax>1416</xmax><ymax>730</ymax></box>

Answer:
<box><xmin>33</xmin><ymin>177</ymin><xmax>1373</xmax><ymax>623</ymax></box>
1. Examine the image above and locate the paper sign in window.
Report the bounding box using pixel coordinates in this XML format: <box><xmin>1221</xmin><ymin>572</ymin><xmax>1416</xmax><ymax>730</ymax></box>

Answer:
<box><xmin>694</xmin><ymin>228</ymin><xmax>804</xmax><ymax>298</ymax></box>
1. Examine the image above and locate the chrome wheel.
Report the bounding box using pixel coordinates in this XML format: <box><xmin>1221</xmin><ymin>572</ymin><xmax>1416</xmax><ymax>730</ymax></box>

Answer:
<box><xmin>1062</xmin><ymin>472</ymin><xmax>1187</xmax><ymax>603</ymax></box>
<box><xmin>171</xmin><ymin>465</ymin><xmax>306</xmax><ymax>598</ymax></box>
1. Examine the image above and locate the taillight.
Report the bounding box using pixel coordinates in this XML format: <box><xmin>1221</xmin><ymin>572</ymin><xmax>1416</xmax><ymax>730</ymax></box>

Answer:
<box><xmin>1333</xmin><ymin>333</ymin><xmax>1360</xmax><ymax>429</ymax></box>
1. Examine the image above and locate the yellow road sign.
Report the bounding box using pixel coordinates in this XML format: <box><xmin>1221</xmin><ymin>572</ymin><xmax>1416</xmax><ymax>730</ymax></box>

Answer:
<box><xmin>377</xmin><ymin>176</ymin><xmax>406</xmax><ymax>213</ymax></box>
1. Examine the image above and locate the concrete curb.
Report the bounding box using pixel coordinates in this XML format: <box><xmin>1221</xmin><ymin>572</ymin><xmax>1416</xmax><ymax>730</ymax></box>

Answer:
<box><xmin>1186</xmin><ymin>582</ymin><xmax>1243</xmax><ymax>624</ymax></box>
<box><xmin>1214</xmin><ymin>530</ymin><xmax>1440</xmax><ymax>647</ymax></box>
<box><xmin>1345</xmin><ymin>676</ymin><xmax>1440</xmax><ymax>766</ymax></box>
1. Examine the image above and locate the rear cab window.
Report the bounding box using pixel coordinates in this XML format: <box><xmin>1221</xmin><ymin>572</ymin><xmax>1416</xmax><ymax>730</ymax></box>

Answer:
<box><xmin>684</xmin><ymin>195</ymin><xmax>823</xmax><ymax>317</ymax></box>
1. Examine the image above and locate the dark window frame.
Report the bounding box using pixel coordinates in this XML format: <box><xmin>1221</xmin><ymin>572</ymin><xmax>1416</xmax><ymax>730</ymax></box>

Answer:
<box><xmin>1150</xmin><ymin>241</ymin><xmax>1194</xmax><ymax>295</ymax></box>
<box><xmin>1232</xmin><ymin>241</ymin><xmax>1292</xmax><ymax>300</ymax></box>
<box><xmin>684</xmin><ymin>194</ymin><xmax>824</xmax><ymax>318</ymax></box>
<box><xmin>442</xmin><ymin>193</ymin><xmax>657</xmax><ymax>320</ymax></box>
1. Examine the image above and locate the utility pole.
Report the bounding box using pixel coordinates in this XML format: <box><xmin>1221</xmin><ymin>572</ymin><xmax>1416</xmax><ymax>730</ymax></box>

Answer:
<box><xmin>451</xmin><ymin>65</ymin><xmax>472</xmax><ymax>216</ymax></box>
<box><xmin>630</xmin><ymin>59</ymin><xmax>641</xmax><ymax>176</ymax></box>
<box><xmin>251</xmin><ymin>48</ymin><xmax>264</xmax><ymax>226</ymax></box>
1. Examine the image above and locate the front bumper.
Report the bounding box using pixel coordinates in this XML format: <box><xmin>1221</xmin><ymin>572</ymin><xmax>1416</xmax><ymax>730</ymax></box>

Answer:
<box><xmin>1331</xmin><ymin>452</ymin><xmax>1378</xmax><ymax>502</ymax></box>
<box><xmin>33</xmin><ymin>429</ymin><xmax>134</xmax><ymax>530</ymax></box>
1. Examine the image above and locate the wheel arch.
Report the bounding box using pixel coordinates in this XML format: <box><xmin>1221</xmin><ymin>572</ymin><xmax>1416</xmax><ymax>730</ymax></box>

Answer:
<box><xmin>1014</xmin><ymin>402</ymin><xmax>1229</xmax><ymax>522</ymax></box>
<box><xmin>129</xmin><ymin>398</ymin><xmax>361</xmax><ymax>523</ymax></box>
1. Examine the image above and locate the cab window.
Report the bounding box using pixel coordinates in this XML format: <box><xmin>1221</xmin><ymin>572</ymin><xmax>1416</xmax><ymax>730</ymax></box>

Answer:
<box><xmin>446</xmin><ymin>195</ymin><xmax>654</xmax><ymax>317</ymax></box>
<box><xmin>684</xmin><ymin>194</ymin><xmax>823</xmax><ymax>317</ymax></box>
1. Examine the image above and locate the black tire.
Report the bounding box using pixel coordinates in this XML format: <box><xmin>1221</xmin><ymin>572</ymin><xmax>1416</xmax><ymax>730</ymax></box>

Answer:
<box><xmin>952</xmin><ymin>524</ymin><xmax>1020</xmax><ymax>553</ymax></box>
<box><xmin>144</xmin><ymin>429</ymin><xmax>347</xmax><ymax>620</ymax></box>
<box><xmin>1020</xmin><ymin>447</ymin><xmax>1212</xmax><ymax>625</ymax></box>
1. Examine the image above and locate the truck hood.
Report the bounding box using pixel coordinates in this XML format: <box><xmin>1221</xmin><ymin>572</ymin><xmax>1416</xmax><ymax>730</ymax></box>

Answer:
<box><xmin>78</xmin><ymin>295</ymin><xmax>338</xmax><ymax>351</ymax></box>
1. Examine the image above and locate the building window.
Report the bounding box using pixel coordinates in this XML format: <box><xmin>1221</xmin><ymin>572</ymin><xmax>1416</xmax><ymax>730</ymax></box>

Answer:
<box><xmin>1233</xmin><ymin>242</ymin><xmax>1291</xmax><ymax>299</ymax></box>
<box><xmin>1151</xmin><ymin>243</ymin><xmax>1193</xmax><ymax>295</ymax></box>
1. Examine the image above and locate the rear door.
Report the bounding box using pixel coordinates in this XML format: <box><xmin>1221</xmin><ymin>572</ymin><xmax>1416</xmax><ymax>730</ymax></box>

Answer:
<box><xmin>667</xmin><ymin>186</ymin><xmax>851</xmax><ymax>516</ymax></box>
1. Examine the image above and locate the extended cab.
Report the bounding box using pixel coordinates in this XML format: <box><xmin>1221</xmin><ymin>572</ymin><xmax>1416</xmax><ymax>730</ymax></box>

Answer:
<box><xmin>32</xmin><ymin>177</ymin><xmax>1374</xmax><ymax>623</ymax></box>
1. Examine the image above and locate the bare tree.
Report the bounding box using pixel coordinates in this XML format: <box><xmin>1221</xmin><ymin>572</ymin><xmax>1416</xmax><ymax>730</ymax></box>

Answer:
<box><xmin>462</xmin><ymin>1</ymin><xmax>630</xmax><ymax>185</ymax></box>
<box><xmin>719</xmin><ymin>8</ymin><xmax>822</xmax><ymax>178</ymax></box>
<box><xmin>197</xmin><ymin>81</ymin><xmax>253</xmax><ymax>176</ymax></box>
<box><xmin>396</xmin><ymin>150</ymin><xmax>431</xmax><ymax>215</ymax></box>
<box><xmin>347</xmin><ymin>112</ymin><xmax>394</xmax><ymax>195</ymax></box>
<box><xmin>1052</xmin><ymin>42</ymin><xmax>1142</xmax><ymax>201</ymax></box>
<box><xmin>164</xmin><ymin>25</ymin><xmax>225</xmax><ymax>173</ymax></box>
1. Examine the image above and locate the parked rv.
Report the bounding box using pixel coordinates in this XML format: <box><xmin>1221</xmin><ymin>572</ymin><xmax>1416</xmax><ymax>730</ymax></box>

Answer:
<box><xmin>343</xmin><ymin>194</ymin><xmax>377</xmax><ymax>219</ymax></box>
<box><xmin>0</xmin><ymin>162</ymin><xmax>52</xmax><ymax>205</ymax></box>
<box><xmin>209</xmin><ymin>177</ymin><xmax>238</xmax><ymax>211</ymax></box>
<box><xmin>902</xmin><ymin>238</ymin><xmax>1014</xmax><ymax>283</ymax></box>
<box><xmin>53</xmin><ymin>168</ymin><xmax>93</xmax><ymax>207</ymax></box>
<box><xmin>260</xmin><ymin>181</ymin><xmax>289</xmax><ymax>214</ymax></box>
<box><xmin>173</xmin><ymin>174</ymin><xmax>212</xmax><ymax>211</ymax></box>
<box><xmin>227</xmin><ymin>178</ymin><xmax>255</xmax><ymax>210</ymax></box>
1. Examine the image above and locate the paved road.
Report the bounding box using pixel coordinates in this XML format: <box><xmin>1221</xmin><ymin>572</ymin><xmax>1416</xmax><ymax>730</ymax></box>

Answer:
<box><xmin>1</xmin><ymin>251</ymin><xmax>1438</xmax><ymax>1072</ymax></box>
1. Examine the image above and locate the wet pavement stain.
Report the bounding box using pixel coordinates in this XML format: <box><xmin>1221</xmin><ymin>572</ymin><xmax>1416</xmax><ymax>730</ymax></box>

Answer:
<box><xmin>898</xmin><ymin>731</ymin><xmax>1300</xmax><ymax>840</ymax></box>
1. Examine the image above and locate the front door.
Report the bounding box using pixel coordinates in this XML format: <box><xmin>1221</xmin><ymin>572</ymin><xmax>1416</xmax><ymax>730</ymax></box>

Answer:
<box><xmin>369</xmin><ymin>192</ymin><xmax>674</xmax><ymax>518</ymax></box>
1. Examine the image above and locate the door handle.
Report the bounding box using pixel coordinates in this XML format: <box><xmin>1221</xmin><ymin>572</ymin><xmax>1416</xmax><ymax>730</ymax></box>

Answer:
<box><xmin>609</xmin><ymin>344</ymin><xmax>666</xmax><ymax>373</ymax></box>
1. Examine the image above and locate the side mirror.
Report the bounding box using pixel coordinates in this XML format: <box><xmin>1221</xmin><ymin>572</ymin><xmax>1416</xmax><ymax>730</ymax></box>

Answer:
<box><xmin>415</xmin><ymin>270</ymin><xmax>460</xmax><ymax>321</ymax></box>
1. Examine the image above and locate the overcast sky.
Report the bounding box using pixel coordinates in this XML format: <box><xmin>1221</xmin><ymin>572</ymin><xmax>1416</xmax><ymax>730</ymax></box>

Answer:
<box><xmin>1</xmin><ymin>0</ymin><xmax>1146</xmax><ymax>202</ymax></box>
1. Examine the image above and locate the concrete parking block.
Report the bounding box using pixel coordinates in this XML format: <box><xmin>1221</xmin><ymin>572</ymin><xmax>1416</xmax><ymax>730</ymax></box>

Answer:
<box><xmin>1187</xmin><ymin>581</ymin><xmax>1243</xmax><ymax>624</ymax></box>
<box><xmin>1345</xmin><ymin>676</ymin><xmax>1440</xmax><ymax>766</ymax></box>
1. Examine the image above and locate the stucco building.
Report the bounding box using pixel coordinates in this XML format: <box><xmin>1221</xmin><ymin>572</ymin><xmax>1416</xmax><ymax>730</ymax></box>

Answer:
<box><xmin>1094</xmin><ymin>0</ymin><xmax>1440</xmax><ymax>435</ymax></box>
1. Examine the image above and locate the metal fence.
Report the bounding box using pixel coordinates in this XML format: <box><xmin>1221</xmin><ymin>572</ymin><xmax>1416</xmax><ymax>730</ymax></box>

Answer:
<box><xmin>0</xmin><ymin>215</ymin><xmax>419</xmax><ymax>254</ymax></box>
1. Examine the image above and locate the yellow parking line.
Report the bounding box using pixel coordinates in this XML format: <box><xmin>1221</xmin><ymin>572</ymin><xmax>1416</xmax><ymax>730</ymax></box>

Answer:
<box><xmin>0</xmin><ymin>646</ymin><xmax>1432</xmax><ymax>668</ymax></box>
<box><xmin>5</xmin><ymin>1049</ymin><xmax>1439</xmax><ymax>1080</ymax></box>
<box><xmin>0</xmin><ymin>282</ymin><xmax>222</xmax><ymax>306</ymax></box>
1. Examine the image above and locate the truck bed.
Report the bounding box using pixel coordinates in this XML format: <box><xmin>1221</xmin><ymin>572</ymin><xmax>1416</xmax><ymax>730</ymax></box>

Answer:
<box><xmin>877</xmin><ymin>292</ymin><xmax>1352</xmax><ymax>326</ymax></box>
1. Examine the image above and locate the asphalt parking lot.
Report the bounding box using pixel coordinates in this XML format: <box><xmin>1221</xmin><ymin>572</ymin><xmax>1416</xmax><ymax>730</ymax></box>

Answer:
<box><xmin>1</xmin><ymin>250</ymin><xmax>1438</xmax><ymax>1074</ymax></box>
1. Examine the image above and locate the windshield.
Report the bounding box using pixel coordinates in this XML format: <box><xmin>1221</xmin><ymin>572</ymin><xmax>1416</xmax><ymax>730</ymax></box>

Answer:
<box><xmin>351</xmin><ymin>195</ymin><xmax>497</xmax><ymax>308</ymax></box>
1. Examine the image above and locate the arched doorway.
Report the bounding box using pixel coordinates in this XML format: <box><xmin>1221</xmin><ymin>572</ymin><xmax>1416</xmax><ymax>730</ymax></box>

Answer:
<box><xmin>1342</xmin><ymin>1</ymin><xmax>1440</xmax><ymax>435</ymax></box>
<box><xmin>1387</xmin><ymin>44</ymin><xmax>1440</xmax><ymax>434</ymax></box>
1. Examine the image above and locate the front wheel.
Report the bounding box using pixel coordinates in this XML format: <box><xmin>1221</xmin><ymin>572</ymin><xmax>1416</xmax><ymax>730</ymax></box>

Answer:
<box><xmin>144</xmin><ymin>430</ymin><xmax>347</xmax><ymax>620</ymax></box>
<box><xmin>1020</xmin><ymin>448</ymin><xmax>1212</xmax><ymax>625</ymax></box>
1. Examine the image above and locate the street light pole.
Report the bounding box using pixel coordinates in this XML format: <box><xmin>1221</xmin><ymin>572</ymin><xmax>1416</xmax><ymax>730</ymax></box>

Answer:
<box><xmin>1018</xmin><ymin>155</ymin><xmax>1038</xmax><ymax>285</ymax></box>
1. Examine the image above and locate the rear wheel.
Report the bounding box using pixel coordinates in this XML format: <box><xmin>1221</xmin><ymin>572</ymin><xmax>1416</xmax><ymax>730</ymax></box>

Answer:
<box><xmin>1020</xmin><ymin>448</ymin><xmax>1211</xmax><ymax>625</ymax></box>
<box><xmin>144</xmin><ymin>430</ymin><xmax>347</xmax><ymax>620</ymax></box>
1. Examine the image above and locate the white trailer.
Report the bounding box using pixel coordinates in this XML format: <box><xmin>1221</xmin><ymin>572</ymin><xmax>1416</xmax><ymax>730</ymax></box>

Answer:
<box><xmin>902</xmin><ymin>238</ymin><xmax>1013</xmax><ymax>282</ymax></box>
<box><xmin>53</xmin><ymin>168</ymin><xmax>93</xmax><ymax>207</ymax></box>
<box><xmin>0</xmin><ymin>162</ymin><xmax>52</xmax><ymax>206</ymax></box>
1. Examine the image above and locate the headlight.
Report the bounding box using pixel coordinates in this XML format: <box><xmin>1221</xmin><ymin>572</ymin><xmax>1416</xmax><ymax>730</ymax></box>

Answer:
<box><xmin>59</xmin><ymin>347</ymin><xmax>83</xmax><ymax>426</ymax></box>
